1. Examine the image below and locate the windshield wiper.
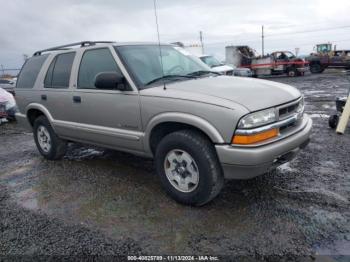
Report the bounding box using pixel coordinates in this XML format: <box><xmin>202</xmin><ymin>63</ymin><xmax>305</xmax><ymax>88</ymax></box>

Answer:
<box><xmin>145</xmin><ymin>74</ymin><xmax>195</xmax><ymax>86</ymax></box>
<box><xmin>187</xmin><ymin>70</ymin><xmax>221</xmax><ymax>76</ymax></box>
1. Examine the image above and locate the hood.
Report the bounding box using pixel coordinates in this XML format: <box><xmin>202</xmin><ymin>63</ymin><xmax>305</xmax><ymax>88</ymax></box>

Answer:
<box><xmin>211</xmin><ymin>65</ymin><xmax>233</xmax><ymax>73</ymax></box>
<box><xmin>141</xmin><ymin>76</ymin><xmax>301</xmax><ymax>112</ymax></box>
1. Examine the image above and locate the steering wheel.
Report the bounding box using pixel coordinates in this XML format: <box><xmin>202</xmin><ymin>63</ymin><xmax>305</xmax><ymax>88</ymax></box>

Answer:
<box><xmin>167</xmin><ymin>65</ymin><xmax>184</xmax><ymax>74</ymax></box>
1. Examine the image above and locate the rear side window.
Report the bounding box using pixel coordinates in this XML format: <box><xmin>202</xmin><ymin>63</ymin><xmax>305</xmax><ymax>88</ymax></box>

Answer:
<box><xmin>78</xmin><ymin>48</ymin><xmax>121</xmax><ymax>89</ymax></box>
<box><xmin>16</xmin><ymin>54</ymin><xmax>48</xmax><ymax>88</ymax></box>
<box><xmin>45</xmin><ymin>52</ymin><xmax>75</xmax><ymax>88</ymax></box>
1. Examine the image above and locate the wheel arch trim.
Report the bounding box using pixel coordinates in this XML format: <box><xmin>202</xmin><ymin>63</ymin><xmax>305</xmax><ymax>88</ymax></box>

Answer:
<box><xmin>25</xmin><ymin>103</ymin><xmax>56</xmax><ymax>128</ymax></box>
<box><xmin>143</xmin><ymin>112</ymin><xmax>225</xmax><ymax>155</ymax></box>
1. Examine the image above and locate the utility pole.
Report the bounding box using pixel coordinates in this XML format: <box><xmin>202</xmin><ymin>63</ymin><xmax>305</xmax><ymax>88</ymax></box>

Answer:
<box><xmin>0</xmin><ymin>64</ymin><xmax>4</xmax><ymax>78</ymax></box>
<box><xmin>199</xmin><ymin>31</ymin><xmax>204</xmax><ymax>55</ymax></box>
<box><xmin>23</xmin><ymin>54</ymin><xmax>29</xmax><ymax>62</ymax></box>
<box><xmin>262</xmin><ymin>25</ymin><xmax>265</xmax><ymax>56</ymax></box>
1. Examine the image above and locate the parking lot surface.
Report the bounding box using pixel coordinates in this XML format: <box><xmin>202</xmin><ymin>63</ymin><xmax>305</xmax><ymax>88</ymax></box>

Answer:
<box><xmin>1</xmin><ymin>71</ymin><xmax>349</xmax><ymax>259</ymax></box>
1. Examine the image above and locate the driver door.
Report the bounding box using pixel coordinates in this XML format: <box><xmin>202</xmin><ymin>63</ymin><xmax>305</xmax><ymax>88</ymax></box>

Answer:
<box><xmin>69</xmin><ymin>47</ymin><xmax>143</xmax><ymax>152</ymax></box>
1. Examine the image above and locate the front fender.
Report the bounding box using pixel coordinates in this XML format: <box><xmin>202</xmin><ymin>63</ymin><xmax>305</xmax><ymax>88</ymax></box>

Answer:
<box><xmin>143</xmin><ymin>112</ymin><xmax>225</xmax><ymax>155</ymax></box>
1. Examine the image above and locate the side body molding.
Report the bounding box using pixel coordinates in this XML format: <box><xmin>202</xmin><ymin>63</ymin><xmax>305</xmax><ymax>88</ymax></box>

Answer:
<box><xmin>143</xmin><ymin>112</ymin><xmax>225</xmax><ymax>155</ymax></box>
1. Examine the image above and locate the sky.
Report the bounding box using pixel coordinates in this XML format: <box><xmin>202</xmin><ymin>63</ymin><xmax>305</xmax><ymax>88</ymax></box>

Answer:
<box><xmin>1</xmin><ymin>0</ymin><xmax>350</xmax><ymax>73</ymax></box>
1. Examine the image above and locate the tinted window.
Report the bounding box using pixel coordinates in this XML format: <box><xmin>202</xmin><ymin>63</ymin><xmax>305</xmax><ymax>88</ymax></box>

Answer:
<box><xmin>16</xmin><ymin>55</ymin><xmax>48</xmax><ymax>88</ymax></box>
<box><xmin>78</xmin><ymin>48</ymin><xmax>120</xmax><ymax>89</ymax></box>
<box><xmin>45</xmin><ymin>52</ymin><xmax>75</xmax><ymax>88</ymax></box>
<box><xmin>44</xmin><ymin>57</ymin><xmax>55</xmax><ymax>87</ymax></box>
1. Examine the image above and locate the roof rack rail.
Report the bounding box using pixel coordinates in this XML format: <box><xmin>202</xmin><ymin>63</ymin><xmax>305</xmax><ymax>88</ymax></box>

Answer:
<box><xmin>33</xmin><ymin>41</ymin><xmax>116</xmax><ymax>56</ymax></box>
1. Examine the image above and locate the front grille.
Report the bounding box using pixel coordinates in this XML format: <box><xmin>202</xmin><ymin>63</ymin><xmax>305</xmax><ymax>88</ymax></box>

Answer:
<box><xmin>278</xmin><ymin>99</ymin><xmax>301</xmax><ymax>120</ymax></box>
<box><xmin>277</xmin><ymin>98</ymin><xmax>303</xmax><ymax>134</ymax></box>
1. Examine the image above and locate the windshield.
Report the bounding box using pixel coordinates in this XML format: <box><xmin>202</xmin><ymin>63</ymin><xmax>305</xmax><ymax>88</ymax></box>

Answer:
<box><xmin>200</xmin><ymin>56</ymin><xmax>222</xmax><ymax>68</ymax></box>
<box><xmin>115</xmin><ymin>45</ymin><xmax>210</xmax><ymax>88</ymax></box>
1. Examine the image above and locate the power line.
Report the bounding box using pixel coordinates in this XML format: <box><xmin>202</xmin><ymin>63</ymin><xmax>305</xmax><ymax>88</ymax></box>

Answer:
<box><xmin>192</xmin><ymin>26</ymin><xmax>350</xmax><ymax>47</ymax></box>
<box><xmin>266</xmin><ymin>25</ymin><xmax>350</xmax><ymax>37</ymax></box>
<box><xmin>266</xmin><ymin>21</ymin><xmax>335</xmax><ymax>30</ymax></box>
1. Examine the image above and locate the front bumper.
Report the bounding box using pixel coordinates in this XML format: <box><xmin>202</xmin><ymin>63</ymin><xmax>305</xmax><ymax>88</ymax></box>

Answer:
<box><xmin>215</xmin><ymin>115</ymin><xmax>312</xmax><ymax>179</ymax></box>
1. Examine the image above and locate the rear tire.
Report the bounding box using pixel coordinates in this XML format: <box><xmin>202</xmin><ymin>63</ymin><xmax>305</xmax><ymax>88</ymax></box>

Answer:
<box><xmin>33</xmin><ymin>115</ymin><xmax>67</xmax><ymax>160</ymax></box>
<box><xmin>310</xmin><ymin>63</ymin><xmax>323</xmax><ymax>74</ymax></box>
<box><xmin>155</xmin><ymin>129</ymin><xmax>224</xmax><ymax>206</ymax></box>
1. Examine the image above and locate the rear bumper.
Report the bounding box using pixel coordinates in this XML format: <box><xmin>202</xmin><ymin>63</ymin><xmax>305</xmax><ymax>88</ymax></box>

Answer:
<box><xmin>15</xmin><ymin>112</ymin><xmax>32</xmax><ymax>131</ymax></box>
<box><xmin>0</xmin><ymin>106</ymin><xmax>17</xmax><ymax>119</ymax></box>
<box><xmin>215</xmin><ymin>115</ymin><xmax>312</xmax><ymax>179</ymax></box>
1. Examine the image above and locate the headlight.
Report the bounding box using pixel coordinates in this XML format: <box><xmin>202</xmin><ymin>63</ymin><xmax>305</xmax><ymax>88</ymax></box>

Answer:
<box><xmin>296</xmin><ymin>96</ymin><xmax>304</xmax><ymax>117</ymax></box>
<box><xmin>238</xmin><ymin>108</ymin><xmax>277</xmax><ymax>129</ymax></box>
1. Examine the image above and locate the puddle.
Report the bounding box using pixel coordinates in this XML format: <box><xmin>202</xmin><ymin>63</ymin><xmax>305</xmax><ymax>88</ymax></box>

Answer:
<box><xmin>0</xmin><ymin>152</ymin><xmax>252</xmax><ymax>253</ymax></box>
<box><xmin>15</xmin><ymin>188</ymin><xmax>39</xmax><ymax>209</ymax></box>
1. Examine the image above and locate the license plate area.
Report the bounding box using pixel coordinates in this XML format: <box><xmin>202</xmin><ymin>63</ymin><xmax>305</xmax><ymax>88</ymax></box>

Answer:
<box><xmin>0</xmin><ymin>104</ymin><xmax>7</xmax><ymax>117</ymax></box>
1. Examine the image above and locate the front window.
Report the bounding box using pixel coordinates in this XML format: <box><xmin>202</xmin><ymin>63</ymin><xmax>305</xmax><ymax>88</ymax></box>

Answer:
<box><xmin>78</xmin><ymin>48</ymin><xmax>122</xmax><ymax>89</ymax></box>
<box><xmin>115</xmin><ymin>45</ymin><xmax>210</xmax><ymax>88</ymax></box>
<box><xmin>200</xmin><ymin>56</ymin><xmax>222</xmax><ymax>68</ymax></box>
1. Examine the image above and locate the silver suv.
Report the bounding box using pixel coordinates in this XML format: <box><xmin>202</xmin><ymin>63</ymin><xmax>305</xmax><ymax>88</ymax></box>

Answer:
<box><xmin>15</xmin><ymin>41</ymin><xmax>312</xmax><ymax>206</ymax></box>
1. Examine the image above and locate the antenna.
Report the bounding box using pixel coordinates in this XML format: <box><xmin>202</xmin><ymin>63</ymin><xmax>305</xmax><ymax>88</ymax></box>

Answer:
<box><xmin>153</xmin><ymin>0</ymin><xmax>166</xmax><ymax>90</ymax></box>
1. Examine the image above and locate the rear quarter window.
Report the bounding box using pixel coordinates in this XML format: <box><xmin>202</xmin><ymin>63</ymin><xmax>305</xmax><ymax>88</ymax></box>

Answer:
<box><xmin>16</xmin><ymin>55</ymin><xmax>49</xmax><ymax>89</ymax></box>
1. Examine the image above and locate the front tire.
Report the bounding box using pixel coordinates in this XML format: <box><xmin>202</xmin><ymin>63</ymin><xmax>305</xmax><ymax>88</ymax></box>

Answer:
<box><xmin>33</xmin><ymin>115</ymin><xmax>67</xmax><ymax>160</ymax></box>
<box><xmin>155</xmin><ymin>130</ymin><xmax>224</xmax><ymax>206</ymax></box>
<box><xmin>287</xmin><ymin>68</ymin><xmax>298</xmax><ymax>77</ymax></box>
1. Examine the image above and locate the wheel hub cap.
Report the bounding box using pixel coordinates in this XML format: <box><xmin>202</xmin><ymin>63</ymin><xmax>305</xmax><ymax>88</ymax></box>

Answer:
<box><xmin>37</xmin><ymin>125</ymin><xmax>51</xmax><ymax>153</ymax></box>
<box><xmin>164</xmin><ymin>149</ymin><xmax>199</xmax><ymax>193</ymax></box>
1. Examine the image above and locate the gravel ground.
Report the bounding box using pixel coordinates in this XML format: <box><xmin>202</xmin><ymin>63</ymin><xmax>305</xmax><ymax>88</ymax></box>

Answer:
<box><xmin>0</xmin><ymin>70</ymin><xmax>349</xmax><ymax>260</ymax></box>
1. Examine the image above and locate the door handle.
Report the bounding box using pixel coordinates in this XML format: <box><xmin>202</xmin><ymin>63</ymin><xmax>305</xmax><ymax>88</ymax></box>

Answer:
<box><xmin>73</xmin><ymin>96</ymin><xmax>81</xmax><ymax>103</ymax></box>
<box><xmin>41</xmin><ymin>94</ymin><xmax>47</xmax><ymax>101</ymax></box>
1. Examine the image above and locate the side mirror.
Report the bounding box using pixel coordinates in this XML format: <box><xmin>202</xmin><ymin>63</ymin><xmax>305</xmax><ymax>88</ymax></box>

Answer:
<box><xmin>94</xmin><ymin>72</ymin><xmax>126</xmax><ymax>90</ymax></box>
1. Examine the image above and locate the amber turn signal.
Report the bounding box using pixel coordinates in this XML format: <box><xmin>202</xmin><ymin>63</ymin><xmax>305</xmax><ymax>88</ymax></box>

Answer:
<box><xmin>232</xmin><ymin>128</ymin><xmax>278</xmax><ymax>145</ymax></box>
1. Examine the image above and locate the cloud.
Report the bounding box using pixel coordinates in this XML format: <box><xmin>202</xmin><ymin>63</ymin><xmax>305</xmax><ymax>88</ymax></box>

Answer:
<box><xmin>1</xmin><ymin>0</ymin><xmax>350</xmax><ymax>69</ymax></box>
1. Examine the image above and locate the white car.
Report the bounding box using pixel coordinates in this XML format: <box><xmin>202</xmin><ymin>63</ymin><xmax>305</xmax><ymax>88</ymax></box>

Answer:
<box><xmin>199</xmin><ymin>55</ymin><xmax>252</xmax><ymax>77</ymax></box>
<box><xmin>0</xmin><ymin>88</ymin><xmax>17</xmax><ymax>121</ymax></box>
<box><xmin>0</xmin><ymin>78</ymin><xmax>16</xmax><ymax>95</ymax></box>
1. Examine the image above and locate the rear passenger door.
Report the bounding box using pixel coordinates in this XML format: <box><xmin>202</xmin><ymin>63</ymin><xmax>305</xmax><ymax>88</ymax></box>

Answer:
<box><xmin>41</xmin><ymin>52</ymin><xmax>76</xmax><ymax>125</ymax></box>
<box><xmin>70</xmin><ymin>47</ymin><xmax>143</xmax><ymax>152</ymax></box>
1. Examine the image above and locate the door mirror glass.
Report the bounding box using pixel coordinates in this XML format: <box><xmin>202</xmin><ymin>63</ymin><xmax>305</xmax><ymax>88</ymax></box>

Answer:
<box><xmin>94</xmin><ymin>72</ymin><xmax>125</xmax><ymax>90</ymax></box>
